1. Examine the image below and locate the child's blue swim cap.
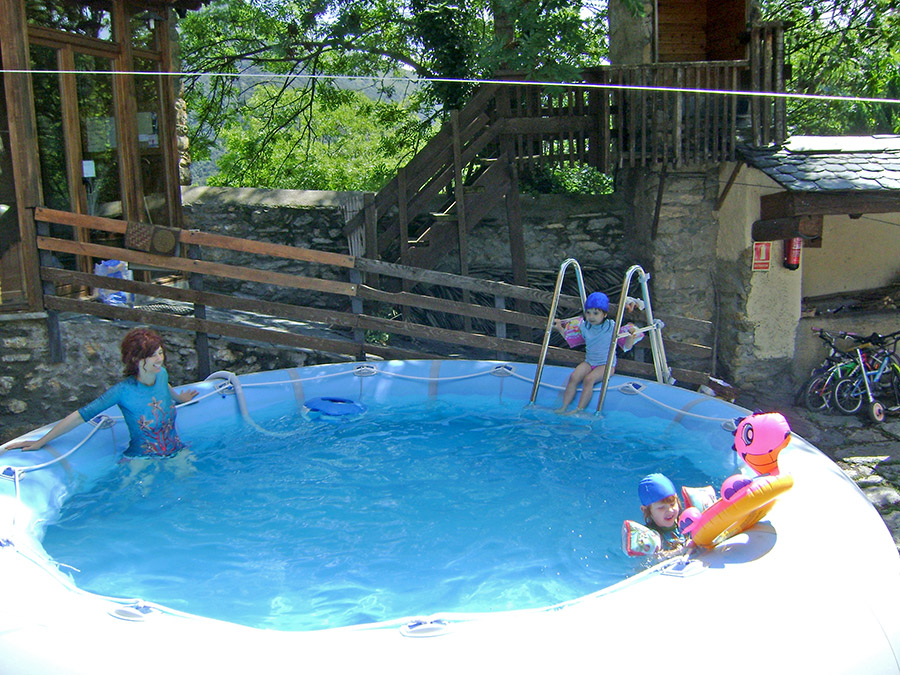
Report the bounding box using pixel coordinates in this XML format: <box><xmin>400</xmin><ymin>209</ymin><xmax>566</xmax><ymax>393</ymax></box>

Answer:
<box><xmin>639</xmin><ymin>473</ymin><xmax>676</xmax><ymax>506</ymax></box>
<box><xmin>584</xmin><ymin>292</ymin><xmax>609</xmax><ymax>312</ymax></box>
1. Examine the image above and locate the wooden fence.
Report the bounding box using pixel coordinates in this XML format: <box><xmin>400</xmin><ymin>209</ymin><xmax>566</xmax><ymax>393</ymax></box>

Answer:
<box><xmin>34</xmin><ymin>207</ymin><xmax>719</xmax><ymax>389</ymax></box>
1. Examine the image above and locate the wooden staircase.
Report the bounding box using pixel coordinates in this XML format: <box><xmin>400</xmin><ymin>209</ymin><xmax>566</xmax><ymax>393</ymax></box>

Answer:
<box><xmin>344</xmin><ymin>24</ymin><xmax>787</xmax><ymax>284</ymax></box>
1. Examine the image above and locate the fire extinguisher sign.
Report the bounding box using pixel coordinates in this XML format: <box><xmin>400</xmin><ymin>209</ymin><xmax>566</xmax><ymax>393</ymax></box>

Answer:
<box><xmin>752</xmin><ymin>242</ymin><xmax>772</xmax><ymax>271</ymax></box>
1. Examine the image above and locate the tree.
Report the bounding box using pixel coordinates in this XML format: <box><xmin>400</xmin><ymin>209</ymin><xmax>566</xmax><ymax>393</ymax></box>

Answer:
<box><xmin>179</xmin><ymin>0</ymin><xmax>616</xmax><ymax>187</ymax></box>
<box><xmin>761</xmin><ymin>0</ymin><xmax>900</xmax><ymax>134</ymax></box>
<box><xmin>207</xmin><ymin>87</ymin><xmax>432</xmax><ymax>191</ymax></box>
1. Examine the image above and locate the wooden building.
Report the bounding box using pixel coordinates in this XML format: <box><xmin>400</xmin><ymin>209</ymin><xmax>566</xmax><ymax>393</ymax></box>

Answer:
<box><xmin>0</xmin><ymin>0</ymin><xmax>201</xmax><ymax>311</ymax></box>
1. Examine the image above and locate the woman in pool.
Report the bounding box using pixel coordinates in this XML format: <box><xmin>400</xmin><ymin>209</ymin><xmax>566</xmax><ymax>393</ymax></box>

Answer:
<box><xmin>2</xmin><ymin>327</ymin><xmax>197</xmax><ymax>458</ymax></box>
<box><xmin>553</xmin><ymin>291</ymin><xmax>637</xmax><ymax>413</ymax></box>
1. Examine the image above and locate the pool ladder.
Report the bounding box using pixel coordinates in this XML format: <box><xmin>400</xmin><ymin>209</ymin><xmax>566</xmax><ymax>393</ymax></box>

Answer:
<box><xmin>529</xmin><ymin>260</ymin><xmax>671</xmax><ymax>412</ymax></box>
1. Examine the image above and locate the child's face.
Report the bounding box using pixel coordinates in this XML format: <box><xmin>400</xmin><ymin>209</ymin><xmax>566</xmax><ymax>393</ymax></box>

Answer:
<box><xmin>648</xmin><ymin>496</ymin><xmax>680</xmax><ymax>529</ymax></box>
<box><xmin>584</xmin><ymin>307</ymin><xmax>607</xmax><ymax>325</ymax></box>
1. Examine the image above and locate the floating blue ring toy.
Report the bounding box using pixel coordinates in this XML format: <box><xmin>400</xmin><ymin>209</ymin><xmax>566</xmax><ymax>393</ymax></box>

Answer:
<box><xmin>304</xmin><ymin>396</ymin><xmax>366</xmax><ymax>416</ymax></box>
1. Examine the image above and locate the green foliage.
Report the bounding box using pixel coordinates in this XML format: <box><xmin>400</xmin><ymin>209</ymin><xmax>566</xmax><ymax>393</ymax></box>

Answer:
<box><xmin>520</xmin><ymin>162</ymin><xmax>614</xmax><ymax>196</ymax></box>
<box><xmin>180</xmin><ymin>0</ymin><xmax>614</xmax><ymax>183</ymax></box>
<box><xmin>761</xmin><ymin>0</ymin><xmax>900</xmax><ymax>135</ymax></box>
<box><xmin>180</xmin><ymin>0</ymin><xmax>900</xmax><ymax>192</ymax></box>
<box><xmin>206</xmin><ymin>86</ymin><xmax>433</xmax><ymax>191</ymax></box>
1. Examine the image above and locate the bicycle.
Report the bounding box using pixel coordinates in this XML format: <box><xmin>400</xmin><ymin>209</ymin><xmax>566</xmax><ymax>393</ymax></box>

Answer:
<box><xmin>796</xmin><ymin>328</ymin><xmax>866</xmax><ymax>413</ymax></box>
<box><xmin>832</xmin><ymin>331</ymin><xmax>900</xmax><ymax>423</ymax></box>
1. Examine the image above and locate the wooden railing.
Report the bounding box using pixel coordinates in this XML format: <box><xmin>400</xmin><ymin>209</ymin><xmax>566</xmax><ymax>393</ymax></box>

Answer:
<box><xmin>345</xmin><ymin>23</ymin><xmax>786</xmax><ymax>269</ymax></box>
<box><xmin>34</xmin><ymin>207</ymin><xmax>720</xmax><ymax>389</ymax></box>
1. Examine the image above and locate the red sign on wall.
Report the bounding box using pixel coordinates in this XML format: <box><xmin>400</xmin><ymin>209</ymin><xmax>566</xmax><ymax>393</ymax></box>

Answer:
<box><xmin>752</xmin><ymin>242</ymin><xmax>772</xmax><ymax>271</ymax></box>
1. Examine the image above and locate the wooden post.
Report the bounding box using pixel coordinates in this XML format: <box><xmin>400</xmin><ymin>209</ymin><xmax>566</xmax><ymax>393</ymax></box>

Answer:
<box><xmin>397</xmin><ymin>166</ymin><xmax>410</xmax><ymax>292</ymax></box>
<box><xmin>773</xmin><ymin>24</ymin><xmax>786</xmax><ymax>144</ymax></box>
<box><xmin>450</xmin><ymin>110</ymin><xmax>472</xmax><ymax>332</ymax></box>
<box><xmin>57</xmin><ymin>46</ymin><xmax>90</xmax><ymax>276</ymax></box>
<box><xmin>674</xmin><ymin>67</ymin><xmax>683</xmax><ymax>167</ymax></box>
<box><xmin>494</xmin><ymin>294</ymin><xmax>509</xmax><ymax>360</ymax></box>
<box><xmin>0</xmin><ymin>0</ymin><xmax>44</xmax><ymax>310</ymax></box>
<box><xmin>111</xmin><ymin>3</ymin><xmax>144</xmax><ymax>222</ymax></box>
<box><xmin>750</xmin><ymin>25</ymin><xmax>761</xmax><ymax>147</ymax></box>
<box><xmin>350</xmin><ymin>268</ymin><xmax>365</xmax><ymax>347</ymax></box>
<box><xmin>158</xmin><ymin>8</ymin><xmax>185</xmax><ymax>229</ymax></box>
<box><xmin>493</xmin><ymin>84</ymin><xmax>528</xmax><ymax>337</ymax></box>
<box><xmin>187</xmin><ymin>243</ymin><xmax>210</xmax><ymax>379</ymax></box>
<box><xmin>35</xmin><ymin>217</ymin><xmax>64</xmax><ymax>362</ymax></box>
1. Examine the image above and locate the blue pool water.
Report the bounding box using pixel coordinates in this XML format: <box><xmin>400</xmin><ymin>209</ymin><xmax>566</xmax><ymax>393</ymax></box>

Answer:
<box><xmin>41</xmin><ymin>394</ymin><xmax>738</xmax><ymax>631</ymax></box>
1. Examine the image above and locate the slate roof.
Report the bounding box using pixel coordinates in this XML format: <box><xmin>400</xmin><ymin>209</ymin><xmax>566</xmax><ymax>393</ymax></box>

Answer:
<box><xmin>738</xmin><ymin>136</ymin><xmax>900</xmax><ymax>192</ymax></box>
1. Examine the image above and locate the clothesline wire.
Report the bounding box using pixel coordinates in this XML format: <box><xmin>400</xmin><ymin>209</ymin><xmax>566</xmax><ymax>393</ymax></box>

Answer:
<box><xmin>3</xmin><ymin>68</ymin><xmax>900</xmax><ymax>106</ymax></box>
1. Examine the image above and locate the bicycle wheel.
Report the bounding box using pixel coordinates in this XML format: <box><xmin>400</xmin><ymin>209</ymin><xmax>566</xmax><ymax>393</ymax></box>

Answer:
<box><xmin>833</xmin><ymin>377</ymin><xmax>864</xmax><ymax>415</ymax></box>
<box><xmin>868</xmin><ymin>401</ymin><xmax>886</xmax><ymax>423</ymax></box>
<box><xmin>801</xmin><ymin>372</ymin><xmax>831</xmax><ymax>412</ymax></box>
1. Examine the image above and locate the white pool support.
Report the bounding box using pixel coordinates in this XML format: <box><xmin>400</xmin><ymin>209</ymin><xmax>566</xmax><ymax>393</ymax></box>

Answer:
<box><xmin>1</xmin><ymin>360</ymin><xmax>899</xmax><ymax>674</ymax></box>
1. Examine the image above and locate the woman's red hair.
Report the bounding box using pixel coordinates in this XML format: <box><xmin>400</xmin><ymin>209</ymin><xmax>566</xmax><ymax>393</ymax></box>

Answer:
<box><xmin>120</xmin><ymin>327</ymin><xmax>164</xmax><ymax>377</ymax></box>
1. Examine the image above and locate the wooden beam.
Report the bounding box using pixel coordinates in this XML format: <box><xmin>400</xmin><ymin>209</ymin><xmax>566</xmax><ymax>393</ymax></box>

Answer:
<box><xmin>37</xmin><ymin>236</ymin><xmax>358</xmax><ymax>296</ymax></box>
<box><xmin>44</xmin><ymin>295</ymin><xmax>367</xmax><ymax>360</ymax></box>
<box><xmin>0</xmin><ymin>0</ymin><xmax>44</xmax><ymax>309</ymax></box>
<box><xmin>34</xmin><ymin>206</ymin><xmax>356</xmax><ymax>267</ymax></box>
<box><xmin>157</xmin><ymin>8</ymin><xmax>184</xmax><ymax>229</ymax></box>
<box><xmin>111</xmin><ymin>2</ymin><xmax>143</xmax><ymax>221</ymax></box>
<box><xmin>715</xmin><ymin>162</ymin><xmax>742</xmax><ymax>211</ymax></box>
<box><xmin>751</xmin><ymin>214</ymin><xmax>823</xmax><ymax>242</ymax></box>
<box><xmin>761</xmin><ymin>190</ymin><xmax>900</xmax><ymax>219</ymax></box>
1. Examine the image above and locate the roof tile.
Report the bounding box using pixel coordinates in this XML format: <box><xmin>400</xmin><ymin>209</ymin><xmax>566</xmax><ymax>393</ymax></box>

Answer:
<box><xmin>739</xmin><ymin>136</ymin><xmax>900</xmax><ymax>192</ymax></box>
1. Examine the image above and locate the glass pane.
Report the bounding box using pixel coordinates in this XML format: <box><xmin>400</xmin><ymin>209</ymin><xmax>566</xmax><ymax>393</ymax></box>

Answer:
<box><xmin>30</xmin><ymin>44</ymin><xmax>69</xmax><ymax>212</ymax></box>
<box><xmin>135</xmin><ymin>57</ymin><xmax>169</xmax><ymax>225</ymax></box>
<box><xmin>131</xmin><ymin>9</ymin><xmax>163</xmax><ymax>51</ymax></box>
<box><xmin>75</xmin><ymin>52</ymin><xmax>122</xmax><ymax>220</ymax></box>
<box><xmin>30</xmin><ymin>44</ymin><xmax>80</xmax><ymax>276</ymax></box>
<box><xmin>26</xmin><ymin>1</ymin><xmax>112</xmax><ymax>41</ymax></box>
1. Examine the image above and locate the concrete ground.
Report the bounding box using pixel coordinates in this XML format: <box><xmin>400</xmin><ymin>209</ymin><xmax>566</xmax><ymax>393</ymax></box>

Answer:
<box><xmin>738</xmin><ymin>391</ymin><xmax>900</xmax><ymax>552</ymax></box>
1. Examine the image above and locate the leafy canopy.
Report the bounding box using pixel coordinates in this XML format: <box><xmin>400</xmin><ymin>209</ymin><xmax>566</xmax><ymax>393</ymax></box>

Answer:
<box><xmin>180</xmin><ymin>0</ymin><xmax>900</xmax><ymax>192</ymax></box>
<box><xmin>180</xmin><ymin>0</ymin><xmax>613</xmax><ymax>188</ymax></box>
<box><xmin>206</xmin><ymin>86</ymin><xmax>432</xmax><ymax>191</ymax></box>
<box><xmin>760</xmin><ymin>0</ymin><xmax>900</xmax><ymax>134</ymax></box>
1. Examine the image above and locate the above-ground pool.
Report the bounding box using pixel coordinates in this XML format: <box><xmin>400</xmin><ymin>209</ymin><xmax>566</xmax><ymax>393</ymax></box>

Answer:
<box><xmin>2</xmin><ymin>360</ymin><xmax>900</xmax><ymax>674</ymax></box>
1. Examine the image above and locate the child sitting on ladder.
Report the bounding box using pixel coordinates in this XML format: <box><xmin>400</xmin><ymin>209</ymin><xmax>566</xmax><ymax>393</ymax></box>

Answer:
<box><xmin>553</xmin><ymin>291</ymin><xmax>638</xmax><ymax>413</ymax></box>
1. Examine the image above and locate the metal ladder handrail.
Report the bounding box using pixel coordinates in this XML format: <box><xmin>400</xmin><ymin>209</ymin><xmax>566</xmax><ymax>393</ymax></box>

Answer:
<box><xmin>529</xmin><ymin>258</ymin><xmax>587</xmax><ymax>403</ymax></box>
<box><xmin>529</xmin><ymin>261</ymin><xmax>671</xmax><ymax>411</ymax></box>
<box><xmin>595</xmin><ymin>264</ymin><xmax>670</xmax><ymax>412</ymax></box>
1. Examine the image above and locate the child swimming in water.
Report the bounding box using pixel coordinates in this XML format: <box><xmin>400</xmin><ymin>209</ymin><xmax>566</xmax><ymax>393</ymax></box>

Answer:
<box><xmin>638</xmin><ymin>473</ymin><xmax>687</xmax><ymax>552</ymax></box>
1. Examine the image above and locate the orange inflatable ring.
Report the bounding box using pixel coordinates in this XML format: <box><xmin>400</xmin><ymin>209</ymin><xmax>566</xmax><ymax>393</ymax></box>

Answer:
<box><xmin>687</xmin><ymin>474</ymin><xmax>794</xmax><ymax>548</ymax></box>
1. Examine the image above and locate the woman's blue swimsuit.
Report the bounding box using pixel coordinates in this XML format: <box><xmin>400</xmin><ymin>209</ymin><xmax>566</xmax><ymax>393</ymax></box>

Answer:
<box><xmin>78</xmin><ymin>367</ymin><xmax>185</xmax><ymax>458</ymax></box>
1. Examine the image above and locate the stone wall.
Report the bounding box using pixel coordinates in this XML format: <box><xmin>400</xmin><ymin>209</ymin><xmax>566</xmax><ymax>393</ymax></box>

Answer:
<box><xmin>181</xmin><ymin>187</ymin><xmax>355</xmax><ymax>308</ymax></box>
<box><xmin>0</xmin><ymin>314</ymin><xmax>346</xmax><ymax>442</ymax></box>
<box><xmin>459</xmin><ymin>193</ymin><xmax>631</xmax><ymax>275</ymax></box>
<box><xmin>182</xmin><ymin>187</ymin><xmax>633</xmax><ymax>283</ymax></box>
<box><xmin>619</xmin><ymin>166</ymin><xmax>722</xmax><ymax>335</ymax></box>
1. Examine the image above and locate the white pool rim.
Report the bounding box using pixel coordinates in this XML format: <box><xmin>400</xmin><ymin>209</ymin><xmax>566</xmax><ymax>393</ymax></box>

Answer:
<box><xmin>2</xmin><ymin>360</ymin><xmax>899</xmax><ymax>674</ymax></box>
